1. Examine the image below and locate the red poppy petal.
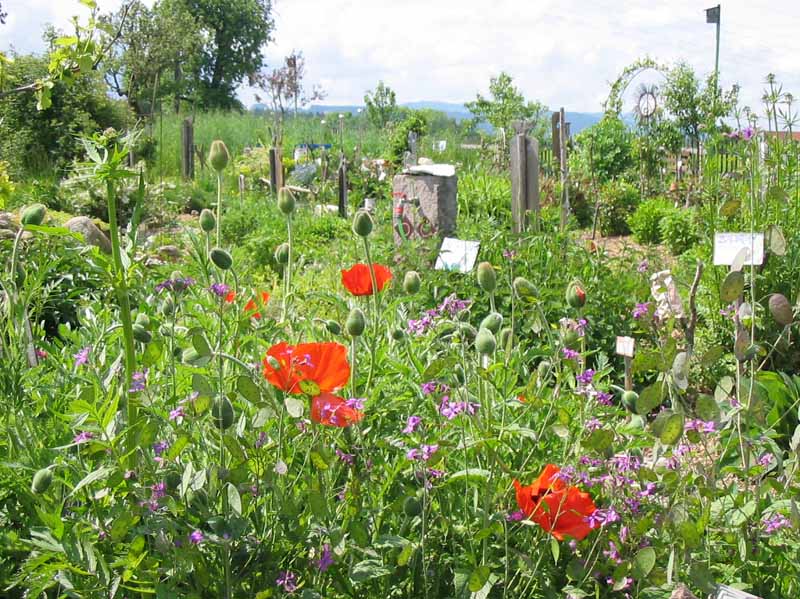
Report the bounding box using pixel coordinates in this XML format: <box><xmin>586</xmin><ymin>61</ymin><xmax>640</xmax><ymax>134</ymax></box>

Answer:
<box><xmin>311</xmin><ymin>393</ymin><xmax>364</xmax><ymax>427</ymax></box>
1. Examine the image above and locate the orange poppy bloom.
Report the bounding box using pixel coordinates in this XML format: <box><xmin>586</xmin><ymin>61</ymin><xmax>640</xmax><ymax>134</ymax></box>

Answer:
<box><xmin>244</xmin><ymin>291</ymin><xmax>270</xmax><ymax>319</ymax></box>
<box><xmin>225</xmin><ymin>290</ymin><xmax>236</xmax><ymax>303</ymax></box>
<box><xmin>311</xmin><ymin>392</ymin><xmax>364</xmax><ymax>427</ymax></box>
<box><xmin>262</xmin><ymin>341</ymin><xmax>350</xmax><ymax>395</ymax></box>
<box><xmin>513</xmin><ymin>464</ymin><xmax>597</xmax><ymax>541</ymax></box>
<box><xmin>341</xmin><ymin>263</ymin><xmax>393</xmax><ymax>296</ymax></box>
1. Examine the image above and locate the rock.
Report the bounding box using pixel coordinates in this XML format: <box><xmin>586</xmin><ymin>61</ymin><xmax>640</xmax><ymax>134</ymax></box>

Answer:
<box><xmin>158</xmin><ymin>245</ymin><xmax>182</xmax><ymax>261</ymax></box>
<box><xmin>0</xmin><ymin>211</ymin><xmax>18</xmax><ymax>231</ymax></box>
<box><xmin>669</xmin><ymin>584</ymin><xmax>698</xmax><ymax>599</ymax></box>
<box><xmin>313</xmin><ymin>204</ymin><xmax>339</xmax><ymax>217</ymax></box>
<box><xmin>392</xmin><ymin>166</ymin><xmax>458</xmax><ymax>245</ymax></box>
<box><xmin>65</xmin><ymin>216</ymin><xmax>112</xmax><ymax>254</ymax></box>
<box><xmin>417</xmin><ymin>157</ymin><xmax>434</xmax><ymax>165</ymax></box>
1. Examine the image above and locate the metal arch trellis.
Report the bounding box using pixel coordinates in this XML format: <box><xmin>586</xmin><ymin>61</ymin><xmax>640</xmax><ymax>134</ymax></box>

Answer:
<box><xmin>603</xmin><ymin>57</ymin><xmax>671</xmax><ymax>115</ymax></box>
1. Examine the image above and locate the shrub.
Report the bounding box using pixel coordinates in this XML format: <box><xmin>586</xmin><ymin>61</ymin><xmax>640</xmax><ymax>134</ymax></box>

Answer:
<box><xmin>598</xmin><ymin>180</ymin><xmax>639</xmax><ymax>236</ymax></box>
<box><xmin>388</xmin><ymin>111</ymin><xmax>428</xmax><ymax>166</ymax></box>
<box><xmin>569</xmin><ymin>114</ymin><xmax>634</xmax><ymax>184</ymax></box>
<box><xmin>660</xmin><ymin>208</ymin><xmax>699</xmax><ymax>254</ymax></box>
<box><xmin>628</xmin><ymin>197</ymin><xmax>675</xmax><ymax>244</ymax></box>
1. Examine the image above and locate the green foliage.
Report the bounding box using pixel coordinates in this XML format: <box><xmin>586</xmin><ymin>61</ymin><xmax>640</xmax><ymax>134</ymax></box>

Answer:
<box><xmin>660</xmin><ymin>208</ymin><xmax>699</xmax><ymax>255</ymax></box>
<box><xmin>628</xmin><ymin>197</ymin><xmax>675</xmax><ymax>244</ymax></box>
<box><xmin>598</xmin><ymin>179</ymin><xmax>639</xmax><ymax>236</ymax></box>
<box><xmin>0</xmin><ymin>160</ymin><xmax>14</xmax><ymax>208</ymax></box>
<box><xmin>388</xmin><ymin>111</ymin><xmax>427</xmax><ymax>166</ymax></box>
<box><xmin>465</xmin><ymin>72</ymin><xmax>548</xmax><ymax>144</ymax></box>
<box><xmin>0</xmin><ymin>54</ymin><xmax>131</xmax><ymax>177</ymax></box>
<box><xmin>570</xmin><ymin>114</ymin><xmax>634</xmax><ymax>184</ymax></box>
<box><xmin>364</xmin><ymin>81</ymin><xmax>398</xmax><ymax>129</ymax></box>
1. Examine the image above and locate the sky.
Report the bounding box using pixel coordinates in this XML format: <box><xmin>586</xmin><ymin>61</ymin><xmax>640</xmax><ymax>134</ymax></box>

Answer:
<box><xmin>2</xmin><ymin>0</ymin><xmax>799</xmax><ymax>116</ymax></box>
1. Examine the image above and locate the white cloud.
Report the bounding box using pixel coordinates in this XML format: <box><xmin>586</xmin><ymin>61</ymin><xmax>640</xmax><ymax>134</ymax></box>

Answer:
<box><xmin>3</xmin><ymin>0</ymin><xmax>799</xmax><ymax>117</ymax></box>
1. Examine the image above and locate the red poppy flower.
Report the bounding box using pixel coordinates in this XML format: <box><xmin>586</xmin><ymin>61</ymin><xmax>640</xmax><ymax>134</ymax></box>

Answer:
<box><xmin>513</xmin><ymin>464</ymin><xmax>596</xmax><ymax>541</ymax></box>
<box><xmin>341</xmin><ymin>263</ymin><xmax>392</xmax><ymax>296</ymax></box>
<box><xmin>262</xmin><ymin>341</ymin><xmax>350</xmax><ymax>395</ymax></box>
<box><xmin>311</xmin><ymin>392</ymin><xmax>364</xmax><ymax>427</ymax></box>
<box><xmin>225</xmin><ymin>290</ymin><xmax>236</xmax><ymax>303</ymax></box>
<box><xmin>244</xmin><ymin>291</ymin><xmax>270</xmax><ymax>319</ymax></box>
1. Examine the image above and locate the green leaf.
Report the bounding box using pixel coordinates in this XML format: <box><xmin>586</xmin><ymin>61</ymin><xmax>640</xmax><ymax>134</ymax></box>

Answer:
<box><xmin>767</xmin><ymin>224</ymin><xmax>787</xmax><ymax>256</ymax></box>
<box><xmin>659</xmin><ymin>412</ymin><xmax>684</xmax><ymax>445</ymax></box>
<box><xmin>468</xmin><ymin>566</ymin><xmax>491</xmax><ymax>592</ymax></box>
<box><xmin>422</xmin><ymin>356</ymin><xmax>458</xmax><ymax>382</ymax></box>
<box><xmin>167</xmin><ymin>435</ymin><xmax>190</xmax><ymax>460</ymax></box>
<box><xmin>308</xmin><ymin>490</ymin><xmax>328</xmax><ymax>519</ymax></box>
<box><xmin>350</xmin><ymin>559</ymin><xmax>391</xmax><ymax>584</ymax></box>
<box><xmin>718</xmin><ymin>198</ymin><xmax>740</xmax><ymax>217</ymax></box>
<box><xmin>69</xmin><ymin>467</ymin><xmax>113</xmax><ymax>498</ymax></box>
<box><xmin>720</xmin><ymin>271</ymin><xmax>745</xmax><ymax>302</ymax></box>
<box><xmin>192</xmin><ymin>333</ymin><xmax>213</xmax><ymax>357</ymax></box>
<box><xmin>671</xmin><ymin>352</ymin><xmax>689</xmax><ymax>391</ymax></box>
<box><xmin>192</xmin><ymin>374</ymin><xmax>214</xmax><ymax>397</ymax></box>
<box><xmin>695</xmin><ymin>394</ymin><xmax>720</xmax><ymax>422</ymax></box>
<box><xmin>227</xmin><ymin>483</ymin><xmax>242</xmax><ymax>517</ymax></box>
<box><xmin>444</xmin><ymin>469</ymin><xmax>491</xmax><ymax>487</ymax></box>
<box><xmin>550</xmin><ymin>537</ymin><xmax>560</xmax><ymax>564</ymax></box>
<box><xmin>284</xmin><ymin>397</ymin><xmax>304</xmax><ymax>418</ymax></box>
<box><xmin>237</xmin><ymin>376</ymin><xmax>261</xmax><ymax>403</ymax></box>
<box><xmin>635</xmin><ymin>382</ymin><xmax>665</xmax><ymax>415</ymax></box>
<box><xmin>583</xmin><ymin>428</ymin><xmax>614</xmax><ymax>453</ymax></box>
<box><xmin>700</xmin><ymin>345</ymin><xmax>725</xmax><ymax>368</ymax></box>
<box><xmin>631</xmin><ymin>547</ymin><xmax>656</xmax><ymax>579</ymax></box>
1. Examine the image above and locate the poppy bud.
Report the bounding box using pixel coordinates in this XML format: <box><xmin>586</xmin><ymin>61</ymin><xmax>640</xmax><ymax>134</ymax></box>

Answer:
<box><xmin>769</xmin><ymin>293</ymin><xmax>793</xmax><ymax>326</ymax></box>
<box><xmin>21</xmin><ymin>203</ymin><xmax>46</xmax><ymax>226</ymax></box>
<box><xmin>274</xmin><ymin>243</ymin><xmax>290</xmax><ymax>265</ymax></box>
<box><xmin>475</xmin><ymin>327</ymin><xmax>496</xmax><ymax>355</ymax></box>
<box><xmin>537</xmin><ymin>360</ymin><xmax>552</xmax><ymax>379</ymax></box>
<box><xmin>352</xmin><ymin>209</ymin><xmax>373</xmax><ymax>237</ymax></box>
<box><xmin>403</xmin><ymin>271</ymin><xmax>421</xmax><ymax>294</ymax></box>
<box><xmin>199</xmin><ymin>209</ymin><xmax>216</xmax><ymax>233</ymax></box>
<box><xmin>209</xmin><ymin>140</ymin><xmax>230</xmax><ymax>173</ymax></box>
<box><xmin>210</xmin><ymin>248</ymin><xmax>233</xmax><ymax>270</ymax></box>
<box><xmin>278</xmin><ymin>188</ymin><xmax>296</xmax><ymax>215</ymax></box>
<box><xmin>161</xmin><ymin>297</ymin><xmax>175</xmax><ymax>316</ymax></box>
<box><xmin>513</xmin><ymin>277</ymin><xmax>538</xmax><ymax>301</ymax></box>
<box><xmin>324</xmin><ymin>320</ymin><xmax>341</xmax><ymax>335</ymax></box>
<box><xmin>458</xmin><ymin>323</ymin><xmax>477</xmax><ymax>341</ymax></box>
<box><xmin>391</xmin><ymin>328</ymin><xmax>406</xmax><ymax>341</ymax></box>
<box><xmin>212</xmin><ymin>397</ymin><xmax>235</xmax><ymax>430</ymax></box>
<box><xmin>480</xmin><ymin>312</ymin><xmax>503</xmax><ymax>334</ymax></box>
<box><xmin>566</xmin><ymin>282</ymin><xmax>586</xmax><ymax>308</ymax></box>
<box><xmin>498</xmin><ymin>326</ymin><xmax>512</xmax><ymax>348</ymax></box>
<box><xmin>476</xmin><ymin>262</ymin><xmax>496</xmax><ymax>293</ymax></box>
<box><xmin>621</xmin><ymin>390</ymin><xmax>638</xmax><ymax>413</ymax></box>
<box><xmin>135</xmin><ymin>313</ymin><xmax>150</xmax><ymax>328</ymax></box>
<box><xmin>31</xmin><ymin>468</ymin><xmax>53</xmax><ymax>494</ymax></box>
<box><xmin>133</xmin><ymin>324</ymin><xmax>152</xmax><ymax>344</ymax></box>
<box><xmin>346</xmin><ymin>308</ymin><xmax>366</xmax><ymax>337</ymax></box>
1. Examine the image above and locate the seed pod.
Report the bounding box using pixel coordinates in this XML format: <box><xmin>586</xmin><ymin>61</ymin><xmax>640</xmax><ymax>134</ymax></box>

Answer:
<box><xmin>212</xmin><ymin>398</ymin><xmax>235</xmax><ymax>430</ymax></box>
<box><xmin>274</xmin><ymin>242</ymin><xmax>290</xmax><ymax>265</ymax></box>
<box><xmin>391</xmin><ymin>328</ymin><xmax>406</xmax><ymax>341</ymax></box>
<box><xmin>403</xmin><ymin>271</ymin><xmax>421</xmax><ymax>294</ymax></box>
<box><xmin>476</xmin><ymin>262</ymin><xmax>496</xmax><ymax>293</ymax></box>
<box><xmin>31</xmin><ymin>468</ymin><xmax>53</xmax><ymax>494</ymax></box>
<box><xmin>161</xmin><ymin>297</ymin><xmax>175</xmax><ymax>316</ymax></box>
<box><xmin>325</xmin><ymin>320</ymin><xmax>342</xmax><ymax>335</ymax></box>
<box><xmin>199</xmin><ymin>209</ymin><xmax>216</xmax><ymax>233</ymax></box>
<box><xmin>513</xmin><ymin>277</ymin><xmax>538</xmax><ymax>301</ymax></box>
<box><xmin>768</xmin><ymin>293</ymin><xmax>793</xmax><ymax>326</ymax></box>
<box><xmin>21</xmin><ymin>203</ymin><xmax>46</xmax><ymax>226</ymax></box>
<box><xmin>352</xmin><ymin>209</ymin><xmax>374</xmax><ymax>237</ymax></box>
<box><xmin>566</xmin><ymin>282</ymin><xmax>586</xmax><ymax>308</ymax></box>
<box><xmin>135</xmin><ymin>313</ymin><xmax>150</xmax><ymax>328</ymax></box>
<box><xmin>346</xmin><ymin>308</ymin><xmax>366</xmax><ymax>337</ymax></box>
<box><xmin>537</xmin><ymin>360</ymin><xmax>552</xmax><ymax>379</ymax></box>
<box><xmin>132</xmin><ymin>324</ymin><xmax>152</xmax><ymax>344</ymax></box>
<box><xmin>277</xmin><ymin>188</ymin><xmax>296</xmax><ymax>215</ymax></box>
<box><xmin>210</xmin><ymin>248</ymin><xmax>233</xmax><ymax>270</ymax></box>
<box><xmin>458</xmin><ymin>323</ymin><xmax>477</xmax><ymax>341</ymax></box>
<box><xmin>208</xmin><ymin>140</ymin><xmax>230</xmax><ymax>173</ymax></box>
<box><xmin>475</xmin><ymin>327</ymin><xmax>497</xmax><ymax>355</ymax></box>
<box><xmin>498</xmin><ymin>326</ymin><xmax>512</xmax><ymax>348</ymax></box>
<box><xmin>480</xmin><ymin>312</ymin><xmax>503</xmax><ymax>334</ymax></box>
<box><xmin>621</xmin><ymin>391</ymin><xmax>638</xmax><ymax>413</ymax></box>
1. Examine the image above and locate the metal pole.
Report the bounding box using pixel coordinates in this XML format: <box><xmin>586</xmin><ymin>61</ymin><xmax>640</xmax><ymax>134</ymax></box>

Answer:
<box><xmin>714</xmin><ymin>9</ymin><xmax>720</xmax><ymax>88</ymax></box>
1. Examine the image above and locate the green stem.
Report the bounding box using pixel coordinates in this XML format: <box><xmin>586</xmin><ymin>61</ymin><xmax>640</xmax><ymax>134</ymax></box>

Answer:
<box><xmin>282</xmin><ymin>214</ymin><xmax>294</xmax><ymax>322</ymax></box>
<box><xmin>106</xmin><ymin>180</ymin><xmax>138</xmax><ymax>456</ymax></box>
<box><xmin>216</xmin><ymin>172</ymin><xmax>223</xmax><ymax>246</ymax></box>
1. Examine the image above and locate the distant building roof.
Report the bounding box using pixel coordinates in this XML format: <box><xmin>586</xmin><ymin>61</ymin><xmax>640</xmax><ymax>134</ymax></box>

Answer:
<box><xmin>763</xmin><ymin>131</ymin><xmax>800</xmax><ymax>142</ymax></box>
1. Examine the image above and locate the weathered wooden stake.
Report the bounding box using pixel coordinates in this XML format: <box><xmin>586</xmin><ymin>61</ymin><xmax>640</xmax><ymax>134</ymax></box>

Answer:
<box><xmin>337</xmin><ymin>159</ymin><xmax>348</xmax><ymax>218</ymax></box>
<box><xmin>616</xmin><ymin>336</ymin><xmax>636</xmax><ymax>391</ymax></box>
<box><xmin>558</xmin><ymin>108</ymin><xmax>570</xmax><ymax>231</ymax></box>
<box><xmin>181</xmin><ymin>118</ymin><xmax>194</xmax><ymax>180</ymax></box>
<box><xmin>268</xmin><ymin>147</ymin><xmax>283</xmax><ymax>195</ymax></box>
<box><xmin>510</xmin><ymin>121</ymin><xmax>540</xmax><ymax>233</ymax></box>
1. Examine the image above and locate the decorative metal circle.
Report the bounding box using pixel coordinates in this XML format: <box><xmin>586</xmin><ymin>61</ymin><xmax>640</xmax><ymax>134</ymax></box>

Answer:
<box><xmin>638</xmin><ymin>91</ymin><xmax>657</xmax><ymax>118</ymax></box>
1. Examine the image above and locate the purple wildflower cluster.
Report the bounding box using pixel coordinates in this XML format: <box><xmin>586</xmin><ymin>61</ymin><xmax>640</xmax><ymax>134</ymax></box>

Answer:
<box><xmin>407</xmin><ymin>294</ymin><xmax>471</xmax><ymax>336</ymax></box>
<box><xmin>632</xmin><ymin>302</ymin><xmax>650</xmax><ymax>320</ymax></box>
<box><xmin>403</xmin><ymin>415</ymin><xmax>422</xmax><ymax>434</ymax></box>
<box><xmin>406</xmin><ymin>444</ymin><xmax>439</xmax><ymax>461</ymax></box>
<box><xmin>439</xmin><ymin>396</ymin><xmax>479</xmax><ymax>420</ymax></box>
<box><xmin>74</xmin><ymin>346</ymin><xmax>91</xmax><ymax>367</ymax></box>
<box><xmin>684</xmin><ymin>419</ymin><xmax>716</xmax><ymax>434</ymax></box>
<box><xmin>727</xmin><ymin>126</ymin><xmax>755</xmax><ymax>141</ymax></box>
<box><xmin>73</xmin><ymin>431</ymin><xmax>94</xmax><ymax>444</ymax></box>
<box><xmin>208</xmin><ymin>283</ymin><xmax>231</xmax><ymax>298</ymax></box>
<box><xmin>155</xmin><ymin>277</ymin><xmax>195</xmax><ymax>293</ymax></box>
<box><xmin>574</xmin><ymin>369</ymin><xmax>613</xmax><ymax>406</ymax></box>
<box><xmin>316</xmin><ymin>544</ymin><xmax>334</xmax><ymax>572</ymax></box>
<box><xmin>421</xmin><ymin>381</ymin><xmax>449</xmax><ymax>395</ymax></box>
<box><xmin>129</xmin><ymin>370</ymin><xmax>148</xmax><ymax>393</ymax></box>
<box><xmin>276</xmin><ymin>571</ymin><xmax>298</xmax><ymax>593</ymax></box>
<box><xmin>637</xmin><ymin>259</ymin><xmax>649</xmax><ymax>273</ymax></box>
<box><xmin>560</xmin><ymin>317</ymin><xmax>588</xmax><ymax>337</ymax></box>
<box><xmin>762</xmin><ymin>512</ymin><xmax>792</xmax><ymax>534</ymax></box>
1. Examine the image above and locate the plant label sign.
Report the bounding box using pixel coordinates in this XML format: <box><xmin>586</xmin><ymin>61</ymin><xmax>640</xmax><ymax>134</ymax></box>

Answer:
<box><xmin>435</xmin><ymin>237</ymin><xmax>480</xmax><ymax>273</ymax></box>
<box><xmin>714</xmin><ymin>585</ymin><xmax>762</xmax><ymax>599</ymax></box>
<box><xmin>615</xmin><ymin>336</ymin><xmax>635</xmax><ymax>358</ymax></box>
<box><xmin>713</xmin><ymin>233</ymin><xmax>764</xmax><ymax>266</ymax></box>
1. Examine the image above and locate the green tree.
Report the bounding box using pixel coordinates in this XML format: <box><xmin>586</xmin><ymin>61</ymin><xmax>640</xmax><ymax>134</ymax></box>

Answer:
<box><xmin>176</xmin><ymin>0</ymin><xmax>274</xmax><ymax>109</ymax></box>
<box><xmin>364</xmin><ymin>81</ymin><xmax>397</xmax><ymax>129</ymax></box>
<box><xmin>570</xmin><ymin>114</ymin><xmax>634</xmax><ymax>184</ymax></box>
<box><xmin>465</xmin><ymin>72</ymin><xmax>548</xmax><ymax>145</ymax></box>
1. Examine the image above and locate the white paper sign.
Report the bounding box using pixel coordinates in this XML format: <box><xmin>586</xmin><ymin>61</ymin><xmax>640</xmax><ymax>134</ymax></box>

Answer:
<box><xmin>713</xmin><ymin>233</ymin><xmax>764</xmax><ymax>266</ymax></box>
<box><xmin>435</xmin><ymin>237</ymin><xmax>480</xmax><ymax>273</ymax></box>
<box><xmin>714</xmin><ymin>585</ymin><xmax>762</xmax><ymax>599</ymax></box>
<box><xmin>615</xmin><ymin>336</ymin><xmax>635</xmax><ymax>357</ymax></box>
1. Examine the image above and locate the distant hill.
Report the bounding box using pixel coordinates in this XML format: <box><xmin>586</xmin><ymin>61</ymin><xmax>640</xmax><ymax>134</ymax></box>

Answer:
<box><xmin>252</xmin><ymin>102</ymin><xmax>627</xmax><ymax>135</ymax></box>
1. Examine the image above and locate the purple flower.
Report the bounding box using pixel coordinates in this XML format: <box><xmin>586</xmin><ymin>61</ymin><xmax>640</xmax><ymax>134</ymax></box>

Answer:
<box><xmin>169</xmin><ymin>407</ymin><xmax>185</xmax><ymax>421</ymax></box>
<box><xmin>316</xmin><ymin>544</ymin><xmax>334</xmax><ymax>572</ymax></box>
<box><xmin>74</xmin><ymin>346</ymin><xmax>91</xmax><ymax>367</ymax></box>
<box><xmin>335</xmin><ymin>449</ymin><xmax>355</xmax><ymax>465</ymax></box>
<box><xmin>562</xmin><ymin>348</ymin><xmax>580</xmax><ymax>360</ymax></box>
<box><xmin>155</xmin><ymin>277</ymin><xmax>195</xmax><ymax>293</ymax></box>
<box><xmin>255</xmin><ymin>431</ymin><xmax>267</xmax><ymax>449</ymax></box>
<box><xmin>403</xmin><ymin>415</ymin><xmax>422</xmax><ymax>434</ymax></box>
<box><xmin>439</xmin><ymin>396</ymin><xmax>479</xmax><ymax>420</ymax></box>
<box><xmin>189</xmin><ymin>530</ymin><xmax>204</xmax><ymax>545</ymax></box>
<box><xmin>438</xmin><ymin>294</ymin><xmax>471</xmax><ymax>317</ymax></box>
<box><xmin>151</xmin><ymin>481</ymin><xmax>167</xmax><ymax>500</ymax></box>
<box><xmin>153</xmin><ymin>440</ymin><xmax>170</xmax><ymax>456</ymax></box>
<box><xmin>632</xmin><ymin>302</ymin><xmax>650</xmax><ymax>320</ymax></box>
<box><xmin>35</xmin><ymin>348</ymin><xmax>48</xmax><ymax>360</ymax></box>
<box><xmin>506</xmin><ymin>510</ymin><xmax>525</xmax><ymax>522</ymax></box>
<box><xmin>685</xmin><ymin>419</ymin><xmax>716</xmax><ymax>434</ymax></box>
<box><xmin>73</xmin><ymin>431</ymin><xmax>94</xmax><ymax>444</ymax></box>
<box><xmin>276</xmin><ymin>570</ymin><xmax>298</xmax><ymax>593</ymax></box>
<box><xmin>208</xmin><ymin>283</ymin><xmax>231</xmax><ymax>298</ymax></box>
<box><xmin>593</xmin><ymin>390</ymin><xmax>614</xmax><ymax>406</ymax></box>
<box><xmin>345</xmin><ymin>397</ymin><xmax>365</xmax><ymax>410</ymax></box>
<box><xmin>576</xmin><ymin>369</ymin><xmax>595</xmax><ymax>386</ymax></box>
<box><xmin>129</xmin><ymin>370</ymin><xmax>147</xmax><ymax>393</ymax></box>
<box><xmin>407</xmin><ymin>444</ymin><xmax>439</xmax><ymax>461</ymax></box>
<box><xmin>586</xmin><ymin>418</ymin><xmax>602</xmax><ymax>431</ymax></box>
<box><xmin>741</xmin><ymin>126</ymin><xmax>755</xmax><ymax>141</ymax></box>
<box><xmin>757</xmin><ymin>453</ymin><xmax>773</xmax><ymax>467</ymax></box>
<box><xmin>503</xmin><ymin>249</ymin><xmax>517</xmax><ymax>260</ymax></box>
<box><xmin>421</xmin><ymin>381</ymin><xmax>440</xmax><ymax>395</ymax></box>
<box><xmin>763</xmin><ymin>513</ymin><xmax>792</xmax><ymax>534</ymax></box>
<box><xmin>637</xmin><ymin>259</ymin><xmax>649</xmax><ymax>273</ymax></box>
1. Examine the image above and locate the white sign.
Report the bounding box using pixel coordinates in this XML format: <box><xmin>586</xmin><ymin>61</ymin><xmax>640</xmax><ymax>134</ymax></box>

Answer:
<box><xmin>435</xmin><ymin>237</ymin><xmax>480</xmax><ymax>273</ymax></box>
<box><xmin>713</xmin><ymin>233</ymin><xmax>764</xmax><ymax>266</ymax></box>
<box><xmin>714</xmin><ymin>585</ymin><xmax>762</xmax><ymax>599</ymax></box>
<box><xmin>435</xmin><ymin>140</ymin><xmax>447</xmax><ymax>152</ymax></box>
<box><xmin>615</xmin><ymin>336</ymin><xmax>635</xmax><ymax>357</ymax></box>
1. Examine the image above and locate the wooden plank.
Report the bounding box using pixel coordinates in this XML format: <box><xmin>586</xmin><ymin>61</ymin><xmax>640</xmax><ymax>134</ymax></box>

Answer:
<box><xmin>337</xmin><ymin>159</ymin><xmax>348</xmax><ymax>218</ymax></box>
<box><xmin>181</xmin><ymin>118</ymin><xmax>194</xmax><ymax>180</ymax></box>
<box><xmin>510</xmin><ymin>133</ymin><xmax>526</xmax><ymax>234</ymax></box>
<box><xmin>526</xmin><ymin>136</ymin><xmax>540</xmax><ymax>231</ymax></box>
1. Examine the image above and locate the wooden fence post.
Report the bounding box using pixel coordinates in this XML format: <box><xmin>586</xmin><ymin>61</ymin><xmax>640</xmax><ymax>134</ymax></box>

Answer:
<box><xmin>551</xmin><ymin>112</ymin><xmax>561</xmax><ymax>172</ymax></box>
<box><xmin>510</xmin><ymin>121</ymin><xmax>540</xmax><ymax>233</ymax></box>
<box><xmin>338</xmin><ymin>158</ymin><xmax>348</xmax><ymax>218</ymax></box>
<box><xmin>181</xmin><ymin>118</ymin><xmax>194</xmax><ymax>180</ymax></box>
<box><xmin>558</xmin><ymin>108</ymin><xmax>570</xmax><ymax>231</ymax></box>
<box><xmin>269</xmin><ymin>147</ymin><xmax>283</xmax><ymax>195</ymax></box>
